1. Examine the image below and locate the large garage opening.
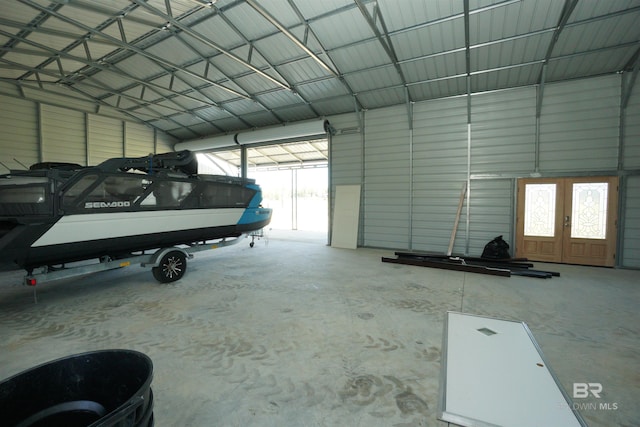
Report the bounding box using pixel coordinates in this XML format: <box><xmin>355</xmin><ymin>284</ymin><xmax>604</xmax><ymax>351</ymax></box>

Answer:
<box><xmin>196</xmin><ymin>139</ymin><xmax>328</xmax><ymax>243</ymax></box>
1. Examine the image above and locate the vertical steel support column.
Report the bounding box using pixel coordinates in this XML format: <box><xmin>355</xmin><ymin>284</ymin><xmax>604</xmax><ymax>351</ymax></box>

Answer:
<box><xmin>464</xmin><ymin>0</ymin><xmax>471</xmax><ymax>256</ymax></box>
<box><xmin>291</xmin><ymin>168</ymin><xmax>298</xmax><ymax>230</ymax></box>
<box><xmin>327</xmin><ymin>131</ymin><xmax>333</xmax><ymax>245</ymax></box>
<box><xmin>359</xmin><ymin>110</ymin><xmax>366</xmax><ymax>247</ymax></box>
<box><xmin>614</xmin><ymin>48</ymin><xmax>640</xmax><ymax>266</ymax></box>
<box><xmin>84</xmin><ymin>112</ymin><xmax>89</xmax><ymax>166</ymax></box>
<box><xmin>408</xmin><ymin>87</ymin><xmax>414</xmax><ymax>250</ymax></box>
<box><xmin>535</xmin><ymin>65</ymin><xmax>547</xmax><ymax>173</ymax></box>
<box><xmin>153</xmin><ymin>128</ymin><xmax>158</xmax><ymax>155</ymax></box>
<box><xmin>36</xmin><ymin>103</ymin><xmax>43</xmax><ymax>163</ymax></box>
<box><xmin>240</xmin><ymin>145</ymin><xmax>248</xmax><ymax>179</ymax></box>
<box><xmin>122</xmin><ymin>122</ymin><xmax>127</xmax><ymax>157</ymax></box>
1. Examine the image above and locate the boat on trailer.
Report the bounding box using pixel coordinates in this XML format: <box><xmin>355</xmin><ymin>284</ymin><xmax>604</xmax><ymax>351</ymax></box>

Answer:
<box><xmin>0</xmin><ymin>150</ymin><xmax>272</xmax><ymax>283</ymax></box>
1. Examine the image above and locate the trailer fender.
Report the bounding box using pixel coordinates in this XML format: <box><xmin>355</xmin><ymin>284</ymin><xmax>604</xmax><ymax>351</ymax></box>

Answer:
<box><xmin>144</xmin><ymin>247</ymin><xmax>193</xmax><ymax>268</ymax></box>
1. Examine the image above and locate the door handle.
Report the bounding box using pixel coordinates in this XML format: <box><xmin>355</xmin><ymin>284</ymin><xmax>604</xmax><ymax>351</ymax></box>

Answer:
<box><xmin>564</xmin><ymin>215</ymin><xmax>571</xmax><ymax>227</ymax></box>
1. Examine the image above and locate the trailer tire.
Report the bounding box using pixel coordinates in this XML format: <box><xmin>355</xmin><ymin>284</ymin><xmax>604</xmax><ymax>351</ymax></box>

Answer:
<box><xmin>152</xmin><ymin>250</ymin><xmax>187</xmax><ymax>283</ymax></box>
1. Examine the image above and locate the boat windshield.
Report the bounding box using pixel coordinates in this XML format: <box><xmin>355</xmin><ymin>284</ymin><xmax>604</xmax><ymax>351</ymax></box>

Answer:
<box><xmin>0</xmin><ymin>176</ymin><xmax>50</xmax><ymax>216</ymax></box>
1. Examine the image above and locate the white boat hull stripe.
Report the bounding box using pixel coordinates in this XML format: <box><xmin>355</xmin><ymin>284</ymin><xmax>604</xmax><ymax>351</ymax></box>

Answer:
<box><xmin>33</xmin><ymin>208</ymin><xmax>245</xmax><ymax>247</ymax></box>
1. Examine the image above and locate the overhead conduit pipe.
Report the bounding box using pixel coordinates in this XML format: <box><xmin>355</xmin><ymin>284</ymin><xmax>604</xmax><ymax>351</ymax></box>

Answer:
<box><xmin>174</xmin><ymin>119</ymin><xmax>331</xmax><ymax>152</ymax></box>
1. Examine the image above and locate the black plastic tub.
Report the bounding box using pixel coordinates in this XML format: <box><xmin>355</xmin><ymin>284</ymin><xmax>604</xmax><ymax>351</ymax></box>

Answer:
<box><xmin>0</xmin><ymin>349</ymin><xmax>154</xmax><ymax>427</ymax></box>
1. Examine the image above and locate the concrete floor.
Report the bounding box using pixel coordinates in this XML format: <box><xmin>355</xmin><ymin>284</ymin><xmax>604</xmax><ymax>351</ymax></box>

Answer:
<box><xmin>0</xmin><ymin>230</ymin><xmax>638</xmax><ymax>426</ymax></box>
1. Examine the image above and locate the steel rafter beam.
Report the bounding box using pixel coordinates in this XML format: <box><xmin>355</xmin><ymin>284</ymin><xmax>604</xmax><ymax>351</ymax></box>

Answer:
<box><xmin>622</xmin><ymin>46</ymin><xmax>640</xmax><ymax>109</ymax></box>
<box><xmin>129</xmin><ymin>0</ymin><xmax>291</xmax><ymax>91</ymax></box>
<box><xmin>206</xmin><ymin>9</ymin><xmax>293</xmax><ymax>117</ymax></box>
<box><xmin>537</xmin><ymin>0</ymin><xmax>578</xmax><ymax>116</ymax></box>
<box><xmin>214</xmin><ymin>1</ymin><xmax>319</xmax><ymax>119</ymax></box>
<box><xmin>278</xmin><ymin>144</ymin><xmax>305</xmax><ymax>164</ymax></box>
<box><xmin>0</xmin><ymin>58</ymin><xmax>204</xmax><ymax>119</ymax></box>
<box><xmin>19</xmin><ymin>0</ymin><xmax>250</xmax><ymax>101</ymax></box>
<box><xmin>0</xmin><ymin>76</ymin><xmax>199</xmax><ymax>138</ymax></box>
<box><xmin>0</xmin><ymin>33</ymin><xmax>230</xmax><ymax>132</ymax></box>
<box><xmin>284</xmin><ymin>0</ymin><xmax>362</xmax><ymax>113</ymax></box>
<box><xmin>0</xmin><ymin>4</ymin><xmax>62</xmax><ymax>60</ymax></box>
<box><xmin>245</xmin><ymin>0</ymin><xmax>337</xmax><ymax>78</ymax></box>
<box><xmin>248</xmin><ymin>146</ymin><xmax>281</xmax><ymax>166</ymax></box>
<box><xmin>304</xmin><ymin>140</ymin><xmax>328</xmax><ymax>160</ymax></box>
<box><xmin>14</xmin><ymin>0</ymin><xmax>256</xmax><ymax>134</ymax></box>
<box><xmin>354</xmin><ymin>0</ymin><xmax>410</xmax><ymax>101</ymax></box>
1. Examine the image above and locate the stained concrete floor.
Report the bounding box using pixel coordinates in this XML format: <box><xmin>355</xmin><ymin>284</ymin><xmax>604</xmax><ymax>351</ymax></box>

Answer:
<box><xmin>0</xmin><ymin>230</ymin><xmax>638</xmax><ymax>427</ymax></box>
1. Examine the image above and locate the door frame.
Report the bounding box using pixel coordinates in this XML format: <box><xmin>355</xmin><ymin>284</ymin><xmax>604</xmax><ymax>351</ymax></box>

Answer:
<box><xmin>516</xmin><ymin>176</ymin><xmax>619</xmax><ymax>267</ymax></box>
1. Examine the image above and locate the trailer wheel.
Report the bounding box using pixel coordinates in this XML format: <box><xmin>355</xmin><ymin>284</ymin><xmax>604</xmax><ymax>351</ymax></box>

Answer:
<box><xmin>152</xmin><ymin>251</ymin><xmax>187</xmax><ymax>283</ymax></box>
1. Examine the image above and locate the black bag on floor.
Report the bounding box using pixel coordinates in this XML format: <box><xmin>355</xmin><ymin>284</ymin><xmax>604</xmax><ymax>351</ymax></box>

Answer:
<box><xmin>481</xmin><ymin>235</ymin><xmax>511</xmax><ymax>259</ymax></box>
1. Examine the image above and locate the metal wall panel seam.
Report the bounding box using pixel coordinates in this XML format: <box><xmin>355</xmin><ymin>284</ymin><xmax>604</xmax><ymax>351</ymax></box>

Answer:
<box><xmin>466</xmin><ymin>122</ymin><xmax>471</xmax><ymax>256</ymax></box>
<box><xmin>617</xmin><ymin>77</ymin><xmax>627</xmax><ymax>266</ymax></box>
<box><xmin>617</xmin><ymin>175</ymin><xmax>626</xmax><ymax>268</ymax></box>
<box><xmin>360</xmin><ymin>109</ymin><xmax>365</xmax><ymax>247</ymax></box>
<box><xmin>328</xmin><ymin>130</ymin><xmax>333</xmax><ymax>246</ymax></box>
<box><xmin>409</xmin><ymin>102</ymin><xmax>414</xmax><ymax>250</ymax></box>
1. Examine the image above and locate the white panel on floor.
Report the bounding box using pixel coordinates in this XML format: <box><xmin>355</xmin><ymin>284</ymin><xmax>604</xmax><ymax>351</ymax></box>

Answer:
<box><xmin>439</xmin><ymin>312</ymin><xmax>586</xmax><ymax>427</ymax></box>
<box><xmin>331</xmin><ymin>185</ymin><xmax>361</xmax><ymax>249</ymax></box>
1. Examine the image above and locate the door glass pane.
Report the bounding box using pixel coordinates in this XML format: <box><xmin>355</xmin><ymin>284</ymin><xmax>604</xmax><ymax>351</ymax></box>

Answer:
<box><xmin>524</xmin><ymin>183</ymin><xmax>556</xmax><ymax>237</ymax></box>
<box><xmin>571</xmin><ymin>183</ymin><xmax>608</xmax><ymax>239</ymax></box>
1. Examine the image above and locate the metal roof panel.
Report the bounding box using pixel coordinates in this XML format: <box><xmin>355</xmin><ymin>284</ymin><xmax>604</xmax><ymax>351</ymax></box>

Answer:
<box><xmin>289</xmin><ymin>0</ymin><xmax>353</xmax><ymax>21</ymax></box>
<box><xmin>328</xmin><ymin>39</ymin><xmax>390</xmax><ymax>73</ymax></box>
<box><xmin>295</xmin><ymin>78</ymin><xmax>352</xmax><ymax>101</ymax></box>
<box><xmin>391</xmin><ymin>19</ymin><xmax>465</xmax><ymax>60</ymax></box>
<box><xmin>379</xmin><ymin>0</ymin><xmax>463</xmax><ymax>30</ymax></box>
<box><xmin>408</xmin><ymin>76</ymin><xmax>467</xmax><ymax>101</ymax></box>
<box><xmin>344</xmin><ymin>66</ymin><xmax>403</xmax><ymax>92</ymax></box>
<box><xmin>220</xmin><ymin>2</ymin><xmax>278</xmax><ymax>41</ymax></box>
<box><xmin>309</xmin><ymin>7</ymin><xmax>374</xmax><ymax>49</ymax></box>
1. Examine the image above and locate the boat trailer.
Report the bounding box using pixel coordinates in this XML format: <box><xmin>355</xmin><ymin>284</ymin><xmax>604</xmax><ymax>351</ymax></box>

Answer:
<box><xmin>24</xmin><ymin>236</ymin><xmax>242</xmax><ymax>287</ymax></box>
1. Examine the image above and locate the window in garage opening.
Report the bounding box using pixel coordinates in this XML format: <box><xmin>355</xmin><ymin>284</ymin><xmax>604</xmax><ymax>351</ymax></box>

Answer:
<box><xmin>196</xmin><ymin>139</ymin><xmax>328</xmax><ymax>236</ymax></box>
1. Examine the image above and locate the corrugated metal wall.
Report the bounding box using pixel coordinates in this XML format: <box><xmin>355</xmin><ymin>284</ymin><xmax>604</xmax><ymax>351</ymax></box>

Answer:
<box><xmin>471</xmin><ymin>87</ymin><xmax>537</xmax><ymax>175</ymax></box>
<box><xmin>624</xmin><ymin>73</ymin><xmax>640</xmax><ymax>169</ymax></box>
<box><xmin>125</xmin><ymin>122</ymin><xmax>155</xmax><ymax>157</ymax></box>
<box><xmin>328</xmin><ymin>112</ymin><xmax>363</xmax><ymax>245</ymax></box>
<box><xmin>0</xmin><ymin>98</ymin><xmax>169</xmax><ymax>169</ymax></box>
<box><xmin>412</xmin><ymin>97</ymin><xmax>468</xmax><ymax>253</ymax></box>
<box><xmin>0</xmin><ymin>94</ymin><xmax>39</xmax><ymax>169</ymax></box>
<box><xmin>621</xmin><ymin>75</ymin><xmax>640</xmax><ymax>267</ymax></box>
<box><xmin>88</xmin><ymin>115</ymin><xmax>124</xmax><ymax>165</ymax></box>
<box><xmin>539</xmin><ymin>75</ymin><xmax>620</xmax><ymax>172</ymax></box>
<box><xmin>156</xmin><ymin>132</ymin><xmax>176</xmax><ymax>153</ymax></box>
<box><xmin>363</xmin><ymin>105</ymin><xmax>410</xmax><ymax>248</ymax></box>
<box><xmin>622</xmin><ymin>176</ymin><xmax>640</xmax><ymax>267</ymax></box>
<box><xmin>467</xmin><ymin>86</ymin><xmax>537</xmax><ymax>255</ymax></box>
<box><xmin>329</xmin><ymin>73</ymin><xmax>640</xmax><ymax>268</ymax></box>
<box><xmin>41</xmin><ymin>105</ymin><xmax>86</xmax><ymax>165</ymax></box>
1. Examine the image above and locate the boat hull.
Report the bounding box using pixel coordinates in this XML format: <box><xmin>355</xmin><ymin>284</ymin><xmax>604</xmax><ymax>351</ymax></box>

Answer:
<box><xmin>0</xmin><ymin>208</ymin><xmax>272</xmax><ymax>272</ymax></box>
<box><xmin>0</xmin><ymin>151</ymin><xmax>272</xmax><ymax>273</ymax></box>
